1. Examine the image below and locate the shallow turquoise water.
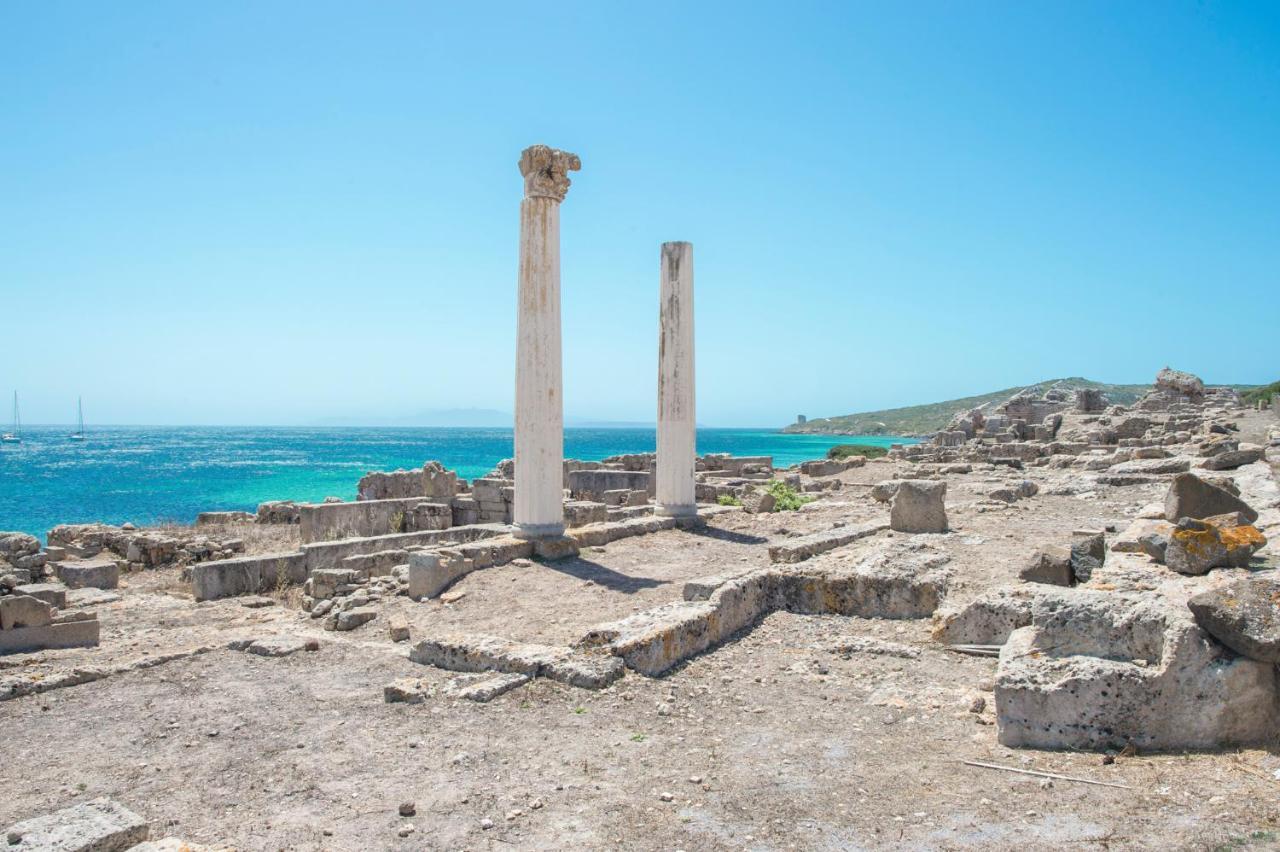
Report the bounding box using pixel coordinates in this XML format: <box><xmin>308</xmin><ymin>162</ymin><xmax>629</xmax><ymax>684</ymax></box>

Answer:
<box><xmin>0</xmin><ymin>426</ymin><xmax>912</xmax><ymax>539</ymax></box>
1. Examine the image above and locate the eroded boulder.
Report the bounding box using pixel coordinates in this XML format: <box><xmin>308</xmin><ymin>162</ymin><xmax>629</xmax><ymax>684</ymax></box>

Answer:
<box><xmin>1188</xmin><ymin>579</ymin><xmax>1280</xmax><ymax>664</ymax></box>
<box><xmin>1165</xmin><ymin>514</ymin><xmax>1266</xmax><ymax>575</ymax></box>
<box><xmin>1069</xmin><ymin>531</ymin><xmax>1106</xmax><ymax>583</ymax></box>
<box><xmin>1155</xmin><ymin>366</ymin><xmax>1205</xmax><ymax>398</ymax></box>
<box><xmin>1201</xmin><ymin>444</ymin><xmax>1265</xmax><ymax>471</ymax></box>
<box><xmin>1164</xmin><ymin>473</ymin><xmax>1257</xmax><ymax>524</ymax></box>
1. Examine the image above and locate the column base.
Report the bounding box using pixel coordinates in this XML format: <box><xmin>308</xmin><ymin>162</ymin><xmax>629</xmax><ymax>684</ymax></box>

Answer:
<box><xmin>513</xmin><ymin>522</ymin><xmax>566</xmax><ymax>540</ymax></box>
<box><xmin>655</xmin><ymin>503</ymin><xmax>699</xmax><ymax>519</ymax></box>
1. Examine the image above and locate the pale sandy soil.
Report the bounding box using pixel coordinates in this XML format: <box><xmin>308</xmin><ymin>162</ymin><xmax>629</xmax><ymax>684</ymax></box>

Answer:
<box><xmin>2</xmin><ymin>411</ymin><xmax>1279</xmax><ymax>851</ymax></box>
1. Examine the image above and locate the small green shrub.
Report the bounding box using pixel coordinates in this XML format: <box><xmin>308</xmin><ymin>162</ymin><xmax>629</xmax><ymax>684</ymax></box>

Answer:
<box><xmin>1241</xmin><ymin>380</ymin><xmax>1280</xmax><ymax>407</ymax></box>
<box><xmin>716</xmin><ymin>494</ymin><xmax>742</xmax><ymax>507</ymax></box>
<box><xmin>827</xmin><ymin>444</ymin><xmax>889</xmax><ymax>461</ymax></box>
<box><xmin>765</xmin><ymin>479</ymin><xmax>813</xmax><ymax>511</ymax></box>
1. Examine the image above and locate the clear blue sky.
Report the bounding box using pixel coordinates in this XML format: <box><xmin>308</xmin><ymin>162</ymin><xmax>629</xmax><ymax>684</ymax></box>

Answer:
<box><xmin>3</xmin><ymin>1</ymin><xmax>1278</xmax><ymax>427</ymax></box>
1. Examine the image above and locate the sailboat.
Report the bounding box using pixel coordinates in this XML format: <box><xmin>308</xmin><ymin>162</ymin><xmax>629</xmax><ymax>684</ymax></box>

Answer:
<box><xmin>2</xmin><ymin>392</ymin><xmax>20</xmax><ymax>444</ymax></box>
<box><xmin>69</xmin><ymin>397</ymin><xmax>86</xmax><ymax>441</ymax></box>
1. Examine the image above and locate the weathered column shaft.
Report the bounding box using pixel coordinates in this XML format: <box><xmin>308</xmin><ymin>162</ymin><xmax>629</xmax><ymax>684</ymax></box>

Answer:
<box><xmin>656</xmin><ymin>241</ymin><xmax>696</xmax><ymax>516</ymax></box>
<box><xmin>514</xmin><ymin>145</ymin><xmax>579</xmax><ymax>538</ymax></box>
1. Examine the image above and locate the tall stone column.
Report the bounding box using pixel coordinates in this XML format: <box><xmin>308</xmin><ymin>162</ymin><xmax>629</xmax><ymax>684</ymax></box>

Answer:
<box><xmin>514</xmin><ymin>145</ymin><xmax>580</xmax><ymax>539</ymax></box>
<box><xmin>656</xmin><ymin>241</ymin><xmax>697</xmax><ymax>517</ymax></box>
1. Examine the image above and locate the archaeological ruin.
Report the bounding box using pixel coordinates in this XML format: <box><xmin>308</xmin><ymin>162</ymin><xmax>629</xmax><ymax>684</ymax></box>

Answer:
<box><xmin>2</xmin><ymin>149</ymin><xmax>1279</xmax><ymax>848</ymax></box>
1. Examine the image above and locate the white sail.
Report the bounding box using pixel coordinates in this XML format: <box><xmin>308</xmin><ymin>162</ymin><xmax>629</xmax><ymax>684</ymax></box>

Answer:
<box><xmin>70</xmin><ymin>396</ymin><xmax>86</xmax><ymax>440</ymax></box>
<box><xmin>2</xmin><ymin>392</ymin><xmax>20</xmax><ymax>443</ymax></box>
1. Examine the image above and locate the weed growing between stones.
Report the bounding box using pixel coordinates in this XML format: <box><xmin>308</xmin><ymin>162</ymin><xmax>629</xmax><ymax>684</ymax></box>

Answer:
<box><xmin>765</xmin><ymin>479</ymin><xmax>813</xmax><ymax>511</ymax></box>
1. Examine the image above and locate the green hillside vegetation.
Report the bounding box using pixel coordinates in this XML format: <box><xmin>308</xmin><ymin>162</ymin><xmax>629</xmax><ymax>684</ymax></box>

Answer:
<box><xmin>1242</xmin><ymin>380</ymin><xmax>1279</xmax><ymax>407</ymax></box>
<box><xmin>827</xmin><ymin>444</ymin><xmax>889</xmax><ymax>460</ymax></box>
<box><xmin>785</xmin><ymin>378</ymin><xmax>1153</xmax><ymax>438</ymax></box>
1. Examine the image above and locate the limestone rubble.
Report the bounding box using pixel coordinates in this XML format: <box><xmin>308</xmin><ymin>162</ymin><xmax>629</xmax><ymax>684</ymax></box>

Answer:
<box><xmin>921</xmin><ymin>368</ymin><xmax>1278</xmax><ymax>750</ymax></box>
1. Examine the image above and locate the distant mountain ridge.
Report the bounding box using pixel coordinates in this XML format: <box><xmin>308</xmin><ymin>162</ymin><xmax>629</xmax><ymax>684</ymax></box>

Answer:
<box><xmin>783</xmin><ymin>378</ymin><xmax>1158</xmax><ymax>438</ymax></box>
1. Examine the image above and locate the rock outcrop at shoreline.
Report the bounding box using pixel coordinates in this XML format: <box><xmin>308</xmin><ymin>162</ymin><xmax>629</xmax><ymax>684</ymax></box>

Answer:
<box><xmin>784</xmin><ymin>377</ymin><xmax>1154</xmax><ymax>437</ymax></box>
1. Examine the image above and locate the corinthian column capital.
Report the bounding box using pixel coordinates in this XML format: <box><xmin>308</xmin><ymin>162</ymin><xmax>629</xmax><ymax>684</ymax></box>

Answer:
<box><xmin>519</xmin><ymin>144</ymin><xmax>581</xmax><ymax>202</ymax></box>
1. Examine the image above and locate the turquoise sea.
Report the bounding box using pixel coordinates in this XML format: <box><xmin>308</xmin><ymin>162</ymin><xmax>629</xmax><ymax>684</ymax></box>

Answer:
<box><xmin>0</xmin><ymin>426</ymin><xmax>912</xmax><ymax>540</ymax></box>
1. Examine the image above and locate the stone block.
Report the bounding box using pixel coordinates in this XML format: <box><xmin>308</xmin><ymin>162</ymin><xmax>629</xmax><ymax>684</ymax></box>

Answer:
<box><xmin>298</xmin><ymin>522</ymin><xmax>509</xmax><ymax>571</ymax></box>
<box><xmin>445</xmin><ymin>672</ymin><xmax>531</xmax><ymax>702</ymax></box>
<box><xmin>870</xmin><ymin>481</ymin><xmax>899</xmax><ymax>503</ymax></box>
<box><xmin>541</xmin><ymin>652</ymin><xmax>625</xmax><ymax>689</ymax></box>
<box><xmin>683</xmin><ymin>569</ymin><xmax>758</xmax><ymax>601</ymax></box>
<box><xmin>0</xmin><ymin>613</ymin><xmax>100</xmax><ymax>654</ymax></box>
<box><xmin>889</xmin><ymin>480</ymin><xmax>948</xmax><ymax>533</ymax></box>
<box><xmin>600</xmin><ymin>489</ymin><xmax>630</xmax><ymax>507</ymax></box>
<box><xmin>800</xmin><ymin>458</ymin><xmax>854</xmax><ymax>477</ymax></box>
<box><xmin>931</xmin><ymin>585</ymin><xmax>1070</xmax><ymax>646</ymax></box>
<box><xmin>357</xmin><ymin>461</ymin><xmax>459</xmax><ymax>501</ymax></box>
<box><xmin>2</xmin><ymin>568</ymin><xmax>33</xmax><ymax>586</ymax></box>
<box><xmin>408</xmin><ymin>550</ymin><xmax>471</xmax><ymax>600</ymax></box>
<box><xmin>3</xmin><ymin>798</ymin><xmax>148</xmax><ymax>852</ymax></box>
<box><xmin>567</xmin><ymin>469</ymin><xmax>652</xmax><ymax>501</ymax></box>
<box><xmin>245</xmin><ymin>635</ymin><xmax>318</xmax><ymax>657</ymax></box>
<box><xmin>767</xmin><ymin>521</ymin><xmax>887</xmax><ymax>564</ymax></box>
<box><xmin>190</xmin><ymin>551</ymin><xmax>306</xmax><ymax>602</ymax></box>
<box><xmin>1108</xmin><ymin>457</ymin><xmax>1190</xmax><ymax>476</ymax></box>
<box><xmin>53</xmin><ymin>559</ymin><xmax>119</xmax><ymax>590</ymax></box>
<box><xmin>340</xmin><ymin>548</ymin><xmax>407</xmax><ymax>578</ymax></box>
<box><xmin>740</xmin><ymin>490</ymin><xmax>776</xmax><ymax>514</ymax></box>
<box><xmin>995</xmin><ymin>590</ymin><xmax>1276</xmax><ymax>750</ymax></box>
<box><xmin>450</xmin><ymin>496</ymin><xmax>479</xmax><ymax>527</ymax></box>
<box><xmin>1111</xmin><ymin>518</ymin><xmax>1174</xmax><ymax>553</ymax></box>
<box><xmin>1201</xmin><ymin>445</ymin><xmax>1265</xmax><ymax>471</ymax></box>
<box><xmin>564</xmin><ymin>501</ymin><xmax>607</xmax><ymax>528</ymax></box>
<box><xmin>1069</xmin><ymin>531</ymin><xmax>1106</xmax><ymax>583</ymax></box>
<box><xmin>411</xmin><ymin>632</ymin><xmax>546</xmax><ymax>675</ymax></box>
<box><xmin>300</xmin><ymin>497</ymin><xmax>428</xmax><ymax>543</ymax></box>
<box><xmin>384</xmin><ymin>677</ymin><xmax>428</xmax><ymax>704</ymax></box>
<box><xmin>1018</xmin><ymin>546</ymin><xmax>1073</xmax><ymax>586</ymax></box>
<box><xmin>532</xmin><ymin>535</ymin><xmax>580</xmax><ymax>561</ymax></box>
<box><xmin>195</xmin><ymin>511</ymin><xmax>255</xmax><ymax>525</ymax></box>
<box><xmin>14</xmin><ymin>583</ymin><xmax>67</xmax><ymax>609</ymax></box>
<box><xmin>0</xmin><ymin>594</ymin><xmax>54</xmax><ymax>630</ymax></box>
<box><xmin>256</xmin><ymin>500</ymin><xmax>301</xmax><ymax>524</ymax></box>
<box><xmin>410</xmin><ymin>502</ymin><xmax>453</xmax><ymax>531</ymax></box>
<box><xmin>334</xmin><ymin>607</ymin><xmax>377</xmax><ymax>631</ymax></box>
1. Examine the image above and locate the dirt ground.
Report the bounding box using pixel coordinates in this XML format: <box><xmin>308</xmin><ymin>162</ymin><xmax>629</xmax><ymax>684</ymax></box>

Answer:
<box><xmin>3</xmin><ymin>411</ymin><xmax>1280</xmax><ymax>851</ymax></box>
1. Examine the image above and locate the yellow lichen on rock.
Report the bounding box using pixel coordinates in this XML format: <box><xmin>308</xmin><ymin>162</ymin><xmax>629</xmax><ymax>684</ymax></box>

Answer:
<box><xmin>1221</xmin><ymin>524</ymin><xmax>1266</xmax><ymax>552</ymax></box>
